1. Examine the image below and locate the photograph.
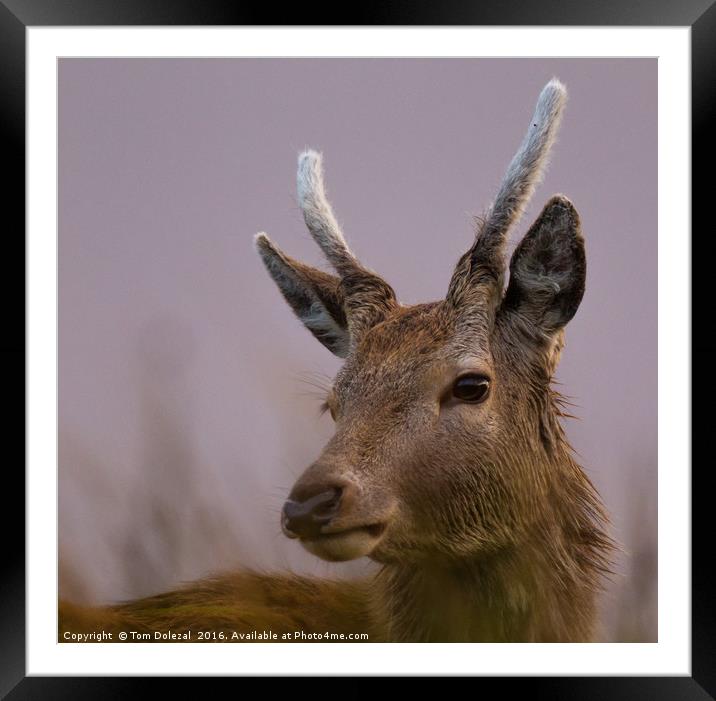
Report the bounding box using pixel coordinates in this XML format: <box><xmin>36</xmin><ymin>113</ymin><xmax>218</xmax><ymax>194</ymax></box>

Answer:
<box><xmin>55</xmin><ymin>57</ymin><xmax>657</xmax><ymax>644</ymax></box>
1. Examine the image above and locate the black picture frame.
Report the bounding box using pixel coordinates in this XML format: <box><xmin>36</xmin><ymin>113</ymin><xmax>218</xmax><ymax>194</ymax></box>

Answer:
<box><xmin>3</xmin><ymin>0</ymin><xmax>709</xmax><ymax>696</ymax></box>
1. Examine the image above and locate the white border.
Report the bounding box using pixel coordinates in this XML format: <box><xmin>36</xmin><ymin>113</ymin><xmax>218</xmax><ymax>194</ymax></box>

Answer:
<box><xmin>28</xmin><ymin>27</ymin><xmax>690</xmax><ymax>676</ymax></box>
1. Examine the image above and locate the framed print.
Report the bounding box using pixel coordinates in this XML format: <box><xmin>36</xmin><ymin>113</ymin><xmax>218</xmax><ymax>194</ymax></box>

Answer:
<box><xmin>3</xmin><ymin>0</ymin><xmax>708</xmax><ymax>695</ymax></box>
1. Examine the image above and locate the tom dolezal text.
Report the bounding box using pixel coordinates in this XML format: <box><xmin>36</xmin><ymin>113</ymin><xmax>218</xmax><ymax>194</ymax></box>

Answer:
<box><xmin>62</xmin><ymin>629</ymin><xmax>369</xmax><ymax>642</ymax></box>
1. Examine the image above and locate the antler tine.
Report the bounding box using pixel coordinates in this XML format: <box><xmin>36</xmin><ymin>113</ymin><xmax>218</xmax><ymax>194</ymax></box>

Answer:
<box><xmin>297</xmin><ymin>150</ymin><xmax>359</xmax><ymax>276</ymax></box>
<box><xmin>296</xmin><ymin>149</ymin><xmax>398</xmax><ymax>343</ymax></box>
<box><xmin>447</xmin><ymin>78</ymin><xmax>567</xmax><ymax>305</ymax></box>
<box><xmin>482</xmin><ymin>78</ymin><xmax>567</xmax><ymax>254</ymax></box>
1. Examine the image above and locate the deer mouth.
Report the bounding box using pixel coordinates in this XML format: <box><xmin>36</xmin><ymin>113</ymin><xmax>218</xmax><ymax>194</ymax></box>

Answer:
<box><xmin>300</xmin><ymin>523</ymin><xmax>387</xmax><ymax>562</ymax></box>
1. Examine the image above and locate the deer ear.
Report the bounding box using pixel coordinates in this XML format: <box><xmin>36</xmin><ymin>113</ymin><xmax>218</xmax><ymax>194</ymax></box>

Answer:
<box><xmin>500</xmin><ymin>195</ymin><xmax>586</xmax><ymax>340</ymax></box>
<box><xmin>255</xmin><ymin>233</ymin><xmax>350</xmax><ymax>358</ymax></box>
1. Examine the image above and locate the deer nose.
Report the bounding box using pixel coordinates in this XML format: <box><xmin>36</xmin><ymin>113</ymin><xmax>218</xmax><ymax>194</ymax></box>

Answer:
<box><xmin>281</xmin><ymin>487</ymin><xmax>343</xmax><ymax>539</ymax></box>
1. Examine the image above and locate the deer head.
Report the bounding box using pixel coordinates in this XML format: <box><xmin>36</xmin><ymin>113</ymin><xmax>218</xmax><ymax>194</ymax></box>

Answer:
<box><xmin>256</xmin><ymin>79</ymin><xmax>588</xmax><ymax>565</ymax></box>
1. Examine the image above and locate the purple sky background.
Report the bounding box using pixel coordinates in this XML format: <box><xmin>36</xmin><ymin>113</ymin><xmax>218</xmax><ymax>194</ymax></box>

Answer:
<box><xmin>58</xmin><ymin>58</ymin><xmax>657</xmax><ymax>640</ymax></box>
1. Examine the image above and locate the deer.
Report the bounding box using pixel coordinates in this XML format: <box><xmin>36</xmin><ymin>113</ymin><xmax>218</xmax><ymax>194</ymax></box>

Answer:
<box><xmin>59</xmin><ymin>78</ymin><xmax>614</xmax><ymax>643</ymax></box>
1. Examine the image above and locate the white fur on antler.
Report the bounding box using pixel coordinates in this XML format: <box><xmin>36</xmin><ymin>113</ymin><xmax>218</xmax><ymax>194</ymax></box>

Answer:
<box><xmin>482</xmin><ymin>77</ymin><xmax>567</xmax><ymax>246</ymax></box>
<box><xmin>446</xmin><ymin>78</ymin><xmax>568</xmax><ymax>307</ymax></box>
<box><xmin>297</xmin><ymin>150</ymin><xmax>358</xmax><ymax>276</ymax></box>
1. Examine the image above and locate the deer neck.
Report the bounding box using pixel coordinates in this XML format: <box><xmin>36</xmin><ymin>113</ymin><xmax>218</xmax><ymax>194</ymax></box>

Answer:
<box><xmin>370</xmin><ymin>463</ymin><xmax>612</xmax><ymax>642</ymax></box>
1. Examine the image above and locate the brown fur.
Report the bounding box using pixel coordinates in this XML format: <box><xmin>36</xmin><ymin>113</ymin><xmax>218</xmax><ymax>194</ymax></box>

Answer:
<box><xmin>60</xmin><ymin>573</ymin><xmax>374</xmax><ymax>642</ymax></box>
<box><xmin>59</xmin><ymin>299</ymin><xmax>613</xmax><ymax>643</ymax></box>
<box><xmin>59</xmin><ymin>80</ymin><xmax>615</xmax><ymax>643</ymax></box>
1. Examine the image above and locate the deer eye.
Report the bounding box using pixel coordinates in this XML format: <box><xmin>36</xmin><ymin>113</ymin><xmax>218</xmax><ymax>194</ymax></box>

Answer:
<box><xmin>452</xmin><ymin>374</ymin><xmax>490</xmax><ymax>403</ymax></box>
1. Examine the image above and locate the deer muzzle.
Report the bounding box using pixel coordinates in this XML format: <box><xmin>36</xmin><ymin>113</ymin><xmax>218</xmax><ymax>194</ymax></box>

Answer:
<box><xmin>281</xmin><ymin>488</ymin><xmax>343</xmax><ymax>540</ymax></box>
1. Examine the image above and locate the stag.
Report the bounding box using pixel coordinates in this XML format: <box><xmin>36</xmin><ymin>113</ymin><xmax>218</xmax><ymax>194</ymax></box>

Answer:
<box><xmin>59</xmin><ymin>78</ymin><xmax>613</xmax><ymax>643</ymax></box>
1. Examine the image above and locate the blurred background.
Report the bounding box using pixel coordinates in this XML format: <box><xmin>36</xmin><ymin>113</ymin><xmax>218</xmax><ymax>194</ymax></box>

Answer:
<box><xmin>58</xmin><ymin>58</ymin><xmax>657</xmax><ymax>642</ymax></box>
